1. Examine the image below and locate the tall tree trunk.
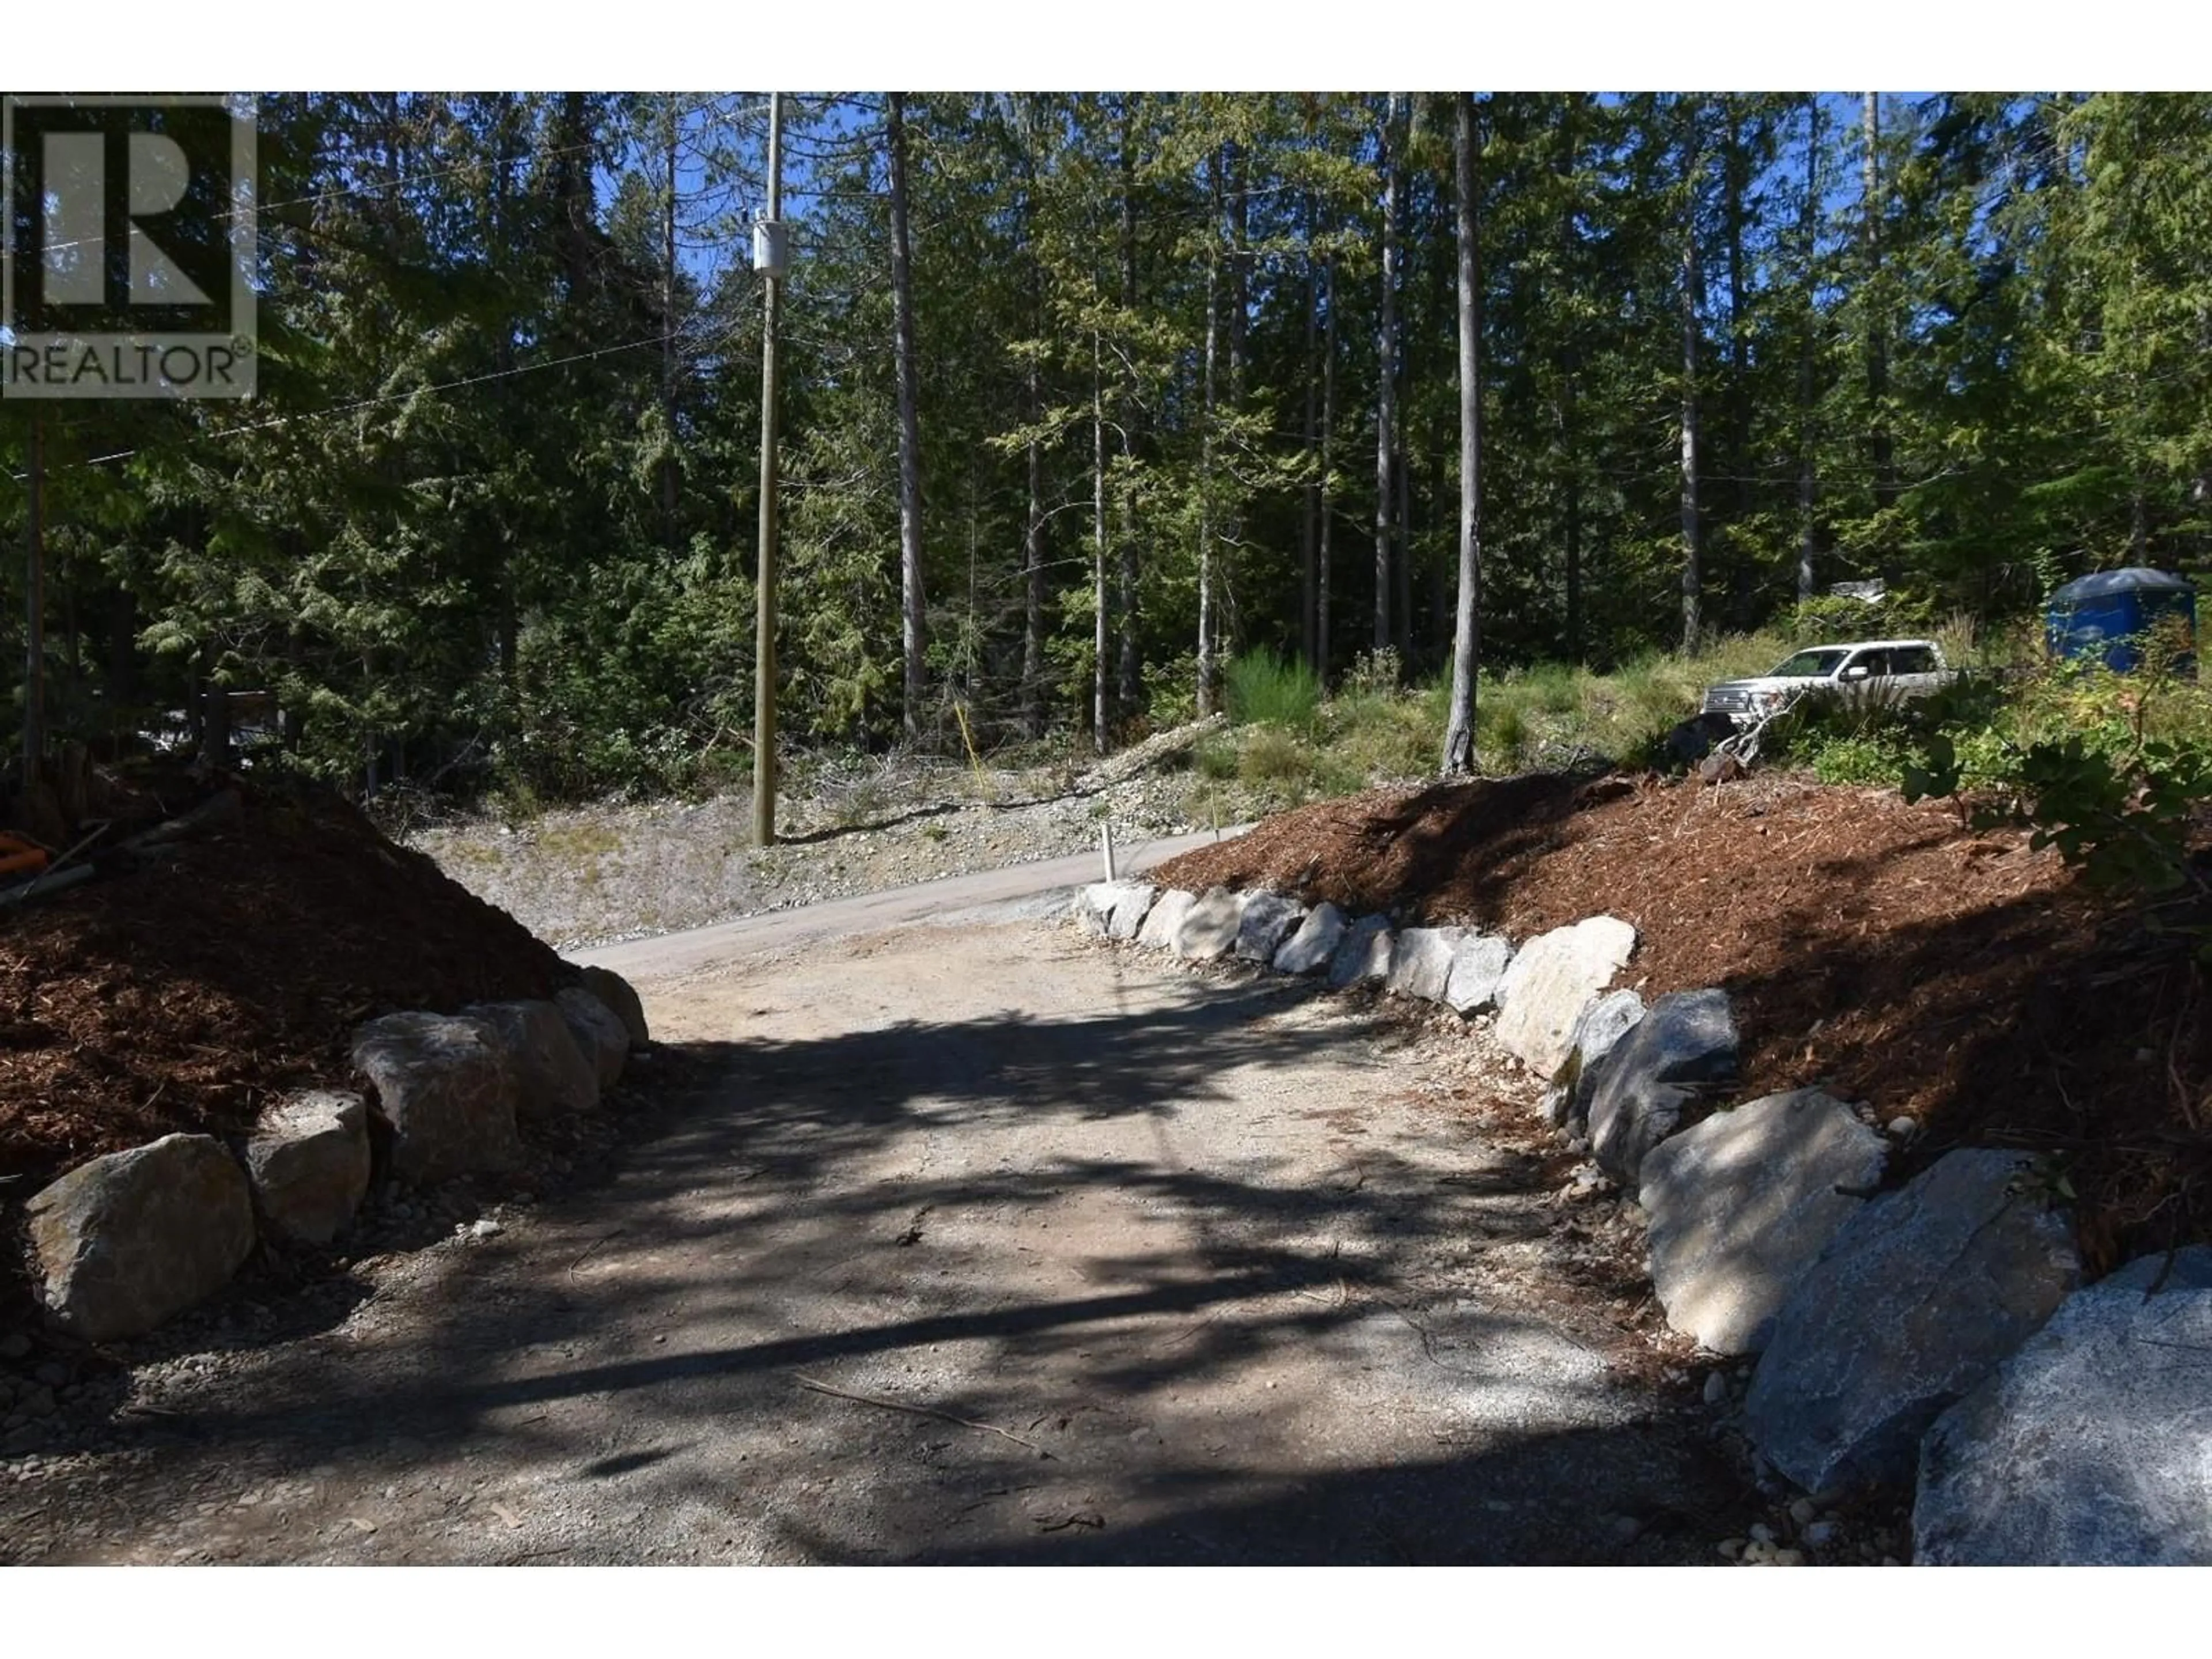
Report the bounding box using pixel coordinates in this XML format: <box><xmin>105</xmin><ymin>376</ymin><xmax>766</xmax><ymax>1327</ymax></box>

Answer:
<box><xmin>1557</xmin><ymin>102</ymin><xmax>1584</xmax><ymax>662</ymax></box>
<box><xmin>1116</xmin><ymin>99</ymin><xmax>1142</xmax><ymax>718</ymax></box>
<box><xmin>1680</xmin><ymin>103</ymin><xmax>1705</xmax><ymax>654</ymax></box>
<box><xmin>1319</xmin><ymin>250</ymin><xmax>1338</xmax><ymax>682</ymax></box>
<box><xmin>1863</xmin><ymin>91</ymin><xmax>1895</xmax><ymax>514</ymax></box>
<box><xmin>1798</xmin><ymin>94</ymin><xmax>1823</xmax><ymax>603</ymax></box>
<box><xmin>661</xmin><ymin>96</ymin><xmax>680</xmax><ymax>546</ymax></box>
<box><xmin>1300</xmin><ymin>196</ymin><xmax>1321</xmax><ymax>670</ymax></box>
<box><xmin>1374</xmin><ymin>93</ymin><xmax>1402</xmax><ymax>661</ymax></box>
<box><xmin>1443</xmin><ymin>94</ymin><xmax>1484</xmax><ymax>776</ymax></box>
<box><xmin>887</xmin><ymin>93</ymin><xmax>928</xmax><ymax>740</ymax></box>
<box><xmin>1016</xmin><ymin>96</ymin><xmax>1046</xmax><ymax>738</ymax></box>
<box><xmin>1722</xmin><ymin>97</ymin><xmax>1752</xmax><ymax>622</ymax></box>
<box><xmin>1224</xmin><ymin>138</ymin><xmax>1250</xmax><ymax>676</ymax></box>
<box><xmin>1024</xmin><ymin>355</ymin><xmax>1046</xmax><ymax>737</ymax></box>
<box><xmin>1093</xmin><ymin>335</ymin><xmax>1109</xmax><ymax>753</ymax></box>
<box><xmin>1196</xmin><ymin>150</ymin><xmax>1222</xmax><ymax>717</ymax></box>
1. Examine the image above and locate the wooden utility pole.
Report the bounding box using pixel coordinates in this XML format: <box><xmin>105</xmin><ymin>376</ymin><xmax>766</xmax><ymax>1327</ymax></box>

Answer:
<box><xmin>24</xmin><ymin>411</ymin><xmax>46</xmax><ymax>791</ymax></box>
<box><xmin>752</xmin><ymin>91</ymin><xmax>784</xmax><ymax>847</ymax></box>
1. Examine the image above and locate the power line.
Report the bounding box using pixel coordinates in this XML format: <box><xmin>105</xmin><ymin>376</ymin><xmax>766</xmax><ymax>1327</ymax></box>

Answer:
<box><xmin>5</xmin><ymin>331</ymin><xmax>681</xmax><ymax>482</ymax></box>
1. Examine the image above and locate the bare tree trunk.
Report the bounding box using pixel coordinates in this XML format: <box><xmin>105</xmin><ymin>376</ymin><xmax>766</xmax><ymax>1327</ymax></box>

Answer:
<box><xmin>1556</xmin><ymin>104</ymin><xmax>1584</xmax><ymax>662</ymax></box>
<box><xmin>1116</xmin><ymin>100</ymin><xmax>1143</xmax><ymax>718</ymax></box>
<box><xmin>1224</xmin><ymin>138</ymin><xmax>1250</xmax><ymax>679</ymax></box>
<box><xmin>887</xmin><ymin>93</ymin><xmax>928</xmax><ymax>740</ymax></box>
<box><xmin>661</xmin><ymin>95</ymin><xmax>681</xmax><ymax>547</ymax></box>
<box><xmin>1015</xmin><ymin>96</ymin><xmax>1047</xmax><ymax>737</ymax></box>
<box><xmin>1301</xmin><ymin>211</ymin><xmax>1320</xmax><ymax>670</ymax></box>
<box><xmin>1319</xmin><ymin>251</ymin><xmax>1338</xmax><ymax>682</ymax></box>
<box><xmin>1680</xmin><ymin>102</ymin><xmax>1705</xmax><ymax>654</ymax></box>
<box><xmin>1374</xmin><ymin>93</ymin><xmax>1402</xmax><ymax>661</ymax></box>
<box><xmin>1443</xmin><ymin>93</ymin><xmax>1483</xmax><ymax>776</ymax></box>
<box><xmin>1196</xmin><ymin>149</ymin><xmax>1222</xmax><ymax>718</ymax></box>
<box><xmin>1024</xmin><ymin>358</ymin><xmax>1046</xmax><ymax>737</ymax></box>
<box><xmin>1798</xmin><ymin>94</ymin><xmax>1822</xmax><ymax>603</ymax></box>
<box><xmin>1093</xmin><ymin>335</ymin><xmax>1109</xmax><ymax>753</ymax></box>
<box><xmin>1722</xmin><ymin>97</ymin><xmax>1751</xmax><ymax>622</ymax></box>
<box><xmin>1863</xmin><ymin>90</ymin><xmax>1894</xmax><ymax>514</ymax></box>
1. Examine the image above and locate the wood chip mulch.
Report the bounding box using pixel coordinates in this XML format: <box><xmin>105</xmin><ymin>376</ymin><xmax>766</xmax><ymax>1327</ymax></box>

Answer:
<box><xmin>0</xmin><ymin>771</ymin><xmax>571</xmax><ymax>1195</ymax></box>
<box><xmin>1156</xmin><ymin>770</ymin><xmax>2212</xmax><ymax>1274</ymax></box>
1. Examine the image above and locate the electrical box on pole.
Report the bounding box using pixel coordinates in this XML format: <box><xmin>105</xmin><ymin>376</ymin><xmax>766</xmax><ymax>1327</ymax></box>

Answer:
<box><xmin>751</xmin><ymin>217</ymin><xmax>787</xmax><ymax>279</ymax></box>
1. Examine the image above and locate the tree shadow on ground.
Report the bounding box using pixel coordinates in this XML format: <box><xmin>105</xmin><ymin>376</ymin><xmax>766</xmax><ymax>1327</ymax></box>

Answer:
<box><xmin>1</xmin><ymin>964</ymin><xmax>1763</xmax><ymax>1565</ymax></box>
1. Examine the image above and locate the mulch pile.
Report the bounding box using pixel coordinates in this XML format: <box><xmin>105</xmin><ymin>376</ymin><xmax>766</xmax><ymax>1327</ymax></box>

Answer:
<box><xmin>0</xmin><ymin>766</ymin><xmax>571</xmax><ymax>1192</ymax></box>
<box><xmin>1156</xmin><ymin>770</ymin><xmax>2212</xmax><ymax>1275</ymax></box>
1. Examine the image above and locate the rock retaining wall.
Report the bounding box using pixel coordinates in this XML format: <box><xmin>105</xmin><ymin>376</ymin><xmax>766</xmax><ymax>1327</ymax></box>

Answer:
<box><xmin>11</xmin><ymin>967</ymin><xmax>649</xmax><ymax>1344</ymax></box>
<box><xmin>1071</xmin><ymin>878</ymin><xmax>2198</xmax><ymax>1564</ymax></box>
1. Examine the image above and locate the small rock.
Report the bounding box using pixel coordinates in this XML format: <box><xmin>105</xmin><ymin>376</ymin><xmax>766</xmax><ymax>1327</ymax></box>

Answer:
<box><xmin>1772</xmin><ymin>1548</ymin><xmax>1805</xmax><ymax>1566</ymax></box>
<box><xmin>1702</xmin><ymin>1371</ymin><xmax>1729</xmax><ymax>1406</ymax></box>
<box><xmin>1887</xmin><ymin>1116</ymin><xmax>1917</xmax><ymax>1138</ymax></box>
<box><xmin>1804</xmin><ymin>1521</ymin><xmax>1839</xmax><ymax>1548</ymax></box>
<box><xmin>470</xmin><ymin>1218</ymin><xmax>504</xmax><ymax>1240</ymax></box>
<box><xmin>1717</xmin><ymin>1538</ymin><xmax>1745</xmax><ymax>1560</ymax></box>
<box><xmin>1789</xmin><ymin>1497</ymin><xmax>1817</xmax><ymax>1527</ymax></box>
<box><xmin>1748</xmin><ymin>1522</ymin><xmax>1775</xmax><ymax>1545</ymax></box>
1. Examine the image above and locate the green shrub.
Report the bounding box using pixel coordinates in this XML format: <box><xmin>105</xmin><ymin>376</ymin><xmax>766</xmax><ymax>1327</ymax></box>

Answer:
<box><xmin>1224</xmin><ymin>647</ymin><xmax>1322</xmax><ymax>732</ymax></box>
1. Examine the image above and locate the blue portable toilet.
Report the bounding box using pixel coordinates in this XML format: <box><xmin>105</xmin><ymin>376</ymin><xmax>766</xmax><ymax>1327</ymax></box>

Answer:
<box><xmin>2046</xmin><ymin>567</ymin><xmax>2198</xmax><ymax>672</ymax></box>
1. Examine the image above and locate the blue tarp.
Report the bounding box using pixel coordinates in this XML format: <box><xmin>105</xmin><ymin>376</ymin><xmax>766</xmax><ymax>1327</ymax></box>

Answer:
<box><xmin>2047</xmin><ymin>567</ymin><xmax>2198</xmax><ymax>673</ymax></box>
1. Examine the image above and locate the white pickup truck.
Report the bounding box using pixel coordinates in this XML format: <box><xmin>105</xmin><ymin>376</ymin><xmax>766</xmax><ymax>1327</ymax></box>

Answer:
<box><xmin>1700</xmin><ymin>638</ymin><xmax>1953</xmax><ymax>729</ymax></box>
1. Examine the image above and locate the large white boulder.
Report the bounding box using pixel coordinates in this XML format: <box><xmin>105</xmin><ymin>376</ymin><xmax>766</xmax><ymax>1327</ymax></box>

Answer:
<box><xmin>1492</xmin><ymin>916</ymin><xmax>1637</xmax><ymax>1073</ymax></box>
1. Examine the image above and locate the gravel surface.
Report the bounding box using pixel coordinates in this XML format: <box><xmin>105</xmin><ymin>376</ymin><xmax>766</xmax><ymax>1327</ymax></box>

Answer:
<box><xmin>406</xmin><ymin>738</ymin><xmax>1252</xmax><ymax>952</ymax></box>
<box><xmin>2</xmin><ymin>913</ymin><xmax>1781</xmax><ymax>1566</ymax></box>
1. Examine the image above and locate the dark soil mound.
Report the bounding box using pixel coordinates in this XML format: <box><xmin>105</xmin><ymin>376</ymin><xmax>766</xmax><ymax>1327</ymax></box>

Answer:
<box><xmin>0</xmin><ymin>768</ymin><xmax>571</xmax><ymax>1191</ymax></box>
<box><xmin>1157</xmin><ymin>771</ymin><xmax>2212</xmax><ymax>1274</ymax></box>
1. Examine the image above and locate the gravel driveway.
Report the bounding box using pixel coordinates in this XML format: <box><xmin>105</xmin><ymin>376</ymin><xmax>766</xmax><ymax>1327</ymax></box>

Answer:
<box><xmin>0</xmin><ymin>910</ymin><xmax>1749</xmax><ymax>1565</ymax></box>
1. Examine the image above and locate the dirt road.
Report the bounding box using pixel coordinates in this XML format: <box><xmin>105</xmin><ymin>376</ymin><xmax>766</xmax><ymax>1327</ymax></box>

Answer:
<box><xmin>0</xmin><ymin>905</ymin><xmax>1747</xmax><ymax>1566</ymax></box>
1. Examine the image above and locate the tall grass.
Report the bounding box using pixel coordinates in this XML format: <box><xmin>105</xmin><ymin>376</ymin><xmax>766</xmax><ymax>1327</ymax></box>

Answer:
<box><xmin>1224</xmin><ymin>647</ymin><xmax>1323</xmax><ymax>732</ymax></box>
